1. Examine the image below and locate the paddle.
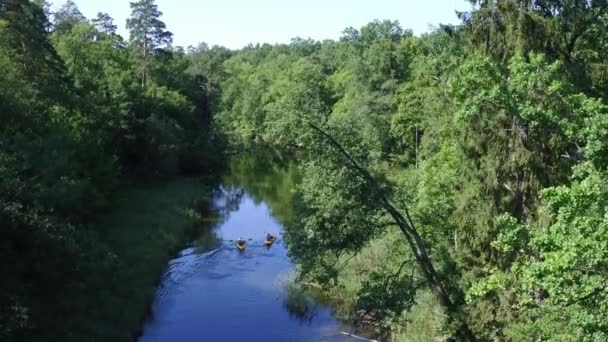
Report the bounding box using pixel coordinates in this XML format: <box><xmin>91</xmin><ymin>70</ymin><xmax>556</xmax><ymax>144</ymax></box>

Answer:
<box><xmin>227</xmin><ymin>238</ymin><xmax>254</xmax><ymax>242</ymax></box>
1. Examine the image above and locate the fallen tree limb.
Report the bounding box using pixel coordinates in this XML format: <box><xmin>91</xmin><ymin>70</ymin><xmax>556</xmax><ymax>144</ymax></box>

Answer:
<box><xmin>340</xmin><ymin>331</ymin><xmax>378</xmax><ymax>342</ymax></box>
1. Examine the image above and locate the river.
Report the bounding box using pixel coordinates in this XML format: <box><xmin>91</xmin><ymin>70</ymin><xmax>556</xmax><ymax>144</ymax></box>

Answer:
<box><xmin>138</xmin><ymin>150</ymin><xmax>358</xmax><ymax>342</ymax></box>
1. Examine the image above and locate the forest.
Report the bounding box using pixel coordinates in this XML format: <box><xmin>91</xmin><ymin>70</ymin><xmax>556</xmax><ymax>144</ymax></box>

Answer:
<box><xmin>1</xmin><ymin>0</ymin><xmax>223</xmax><ymax>340</ymax></box>
<box><xmin>2</xmin><ymin>0</ymin><xmax>608</xmax><ymax>341</ymax></box>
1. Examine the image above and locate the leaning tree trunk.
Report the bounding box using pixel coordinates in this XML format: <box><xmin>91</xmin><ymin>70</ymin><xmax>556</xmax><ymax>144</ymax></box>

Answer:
<box><xmin>141</xmin><ymin>36</ymin><xmax>147</xmax><ymax>89</ymax></box>
<box><xmin>308</xmin><ymin>123</ymin><xmax>476</xmax><ymax>341</ymax></box>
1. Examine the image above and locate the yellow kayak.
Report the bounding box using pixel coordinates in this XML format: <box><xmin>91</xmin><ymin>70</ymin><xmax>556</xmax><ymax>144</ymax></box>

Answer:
<box><xmin>236</xmin><ymin>241</ymin><xmax>246</xmax><ymax>250</ymax></box>
<box><xmin>264</xmin><ymin>235</ymin><xmax>277</xmax><ymax>246</ymax></box>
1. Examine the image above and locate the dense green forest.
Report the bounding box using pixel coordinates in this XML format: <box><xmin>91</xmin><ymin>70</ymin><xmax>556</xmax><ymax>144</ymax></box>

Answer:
<box><xmin>1</xmin><ymin>0</ymin><xmax>221</xmax><ymax>341</ymax></box>
<box><xmin>3</xmin><ymin>0</ymin><xmax>608</xmax><ymax>341</ymax></box>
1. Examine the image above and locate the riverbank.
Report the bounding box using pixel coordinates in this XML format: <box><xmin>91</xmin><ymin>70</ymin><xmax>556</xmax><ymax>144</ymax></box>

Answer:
<box><xmin>296</xmin><ymin>229</ymin><xmax>447</xmax><ymax>342</ymax></box>
<box><xmin>70</xmin><ymin>178</ymin><xmax>217</xmax><ymax>342</ymax></box>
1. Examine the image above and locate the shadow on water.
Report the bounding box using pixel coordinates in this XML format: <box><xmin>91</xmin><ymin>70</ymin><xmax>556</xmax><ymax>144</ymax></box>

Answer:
<box><xmin>138</xmin><ymin>148</ymin><xmax>360</xmax><ymax>342</ymax></box>
<box><xmin>284</xmin><ymin>282</ymin><xmax>322</xmax><ymax>323</ymax></box>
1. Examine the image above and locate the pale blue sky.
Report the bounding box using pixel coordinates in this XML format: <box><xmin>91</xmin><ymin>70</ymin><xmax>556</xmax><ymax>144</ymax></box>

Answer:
<box><xmin>50</xmin><ymin>0</ymin><xmax>471</xmax><ymax>49</ymax></box>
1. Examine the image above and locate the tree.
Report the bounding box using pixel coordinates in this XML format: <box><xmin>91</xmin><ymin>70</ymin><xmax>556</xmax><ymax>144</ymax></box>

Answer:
<box><xmin>462</xmin><ymin>0</ymin><xmax>608</xmax><ymax>93</ymax></box>
<box><xmin>0</xmin><ymin>0</ymin><xmax>71</xmax><ymax>125</ymax></box>
<box><xmin>53</xmin><ymin>0</ymin><xmax>87</xmax><ymax>34</ymax></box>
<box><xmin>92</xmin><ymin>12</ymin><xmax>117</xmax><ymax>35</ymax></box>
<box><xmin>469</xmin><ymin>166</ymin><xmax>608</xmax><ymax>340</ymax></box>
<box><xmin>32</xmin><ymin>0</ymin><xmax>52</xmax><ymax>31</ymax></box>
<box><xmin>304</xmin><ymin>123</ymin><xmax>477</xmax><ymax>340</ymax></box>
<box><xmin>126</xmin><ymin>0</ymin><xmax>173</xmax><ymax>88</ymax></box>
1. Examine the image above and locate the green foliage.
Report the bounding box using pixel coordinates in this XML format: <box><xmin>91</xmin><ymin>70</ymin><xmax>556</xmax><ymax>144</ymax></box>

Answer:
<box><xmin>53</xmin><ymin>0</ymin><xmax>86</xmax><ymax>34</ymax></box>
<box><xmin>127</xmin><ymin>0</ymin><xmax>173</xmax><ymax>55</ymax></box>
<box><xmin>5</xmin><ymin>0</ymin><xmax>608</xmax><ymax>339</ymax></box>
<box><xmin>392</xmin><ymin>291</ymin><xmax>446</xmax><ymax>342</ymax></box>
<box><xmin>1</xmin><ymin>1</ymin><xmax>221</xmax><ymax>341</ymax></box>
<box><xmin>127</xmin><ymin>0</ymin><xmax>173</xmax><ymax>88</ymax></box>
<box><xmin>469</xmin><ymin>165</ymin><xmax>608</xmax><ymax>340</ymax></box>
<box><xmin>214</xmin><ymin>7</ymin><xmax>608</xmax><ymax>340</ymax></box>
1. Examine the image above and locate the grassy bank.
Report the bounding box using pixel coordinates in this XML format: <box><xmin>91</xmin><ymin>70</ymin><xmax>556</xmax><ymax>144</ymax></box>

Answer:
<box><xmin>69</xmin><ymin>178</ymin><xmax>217</xmax><ymax>342</ymax></box>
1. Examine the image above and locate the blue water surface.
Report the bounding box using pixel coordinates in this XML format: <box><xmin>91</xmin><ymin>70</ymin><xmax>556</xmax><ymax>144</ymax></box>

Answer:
<box><xmin>139</xmin><ymin>190</ymin><xmax>354</xmax><ymax>342</ymax></box>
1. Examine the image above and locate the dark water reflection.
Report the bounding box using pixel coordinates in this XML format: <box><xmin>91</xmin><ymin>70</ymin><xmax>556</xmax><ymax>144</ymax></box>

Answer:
<box><xmin>138</xmin><ymin>150</ymin><xmax>355</xmax><ymax>342</ymax></box>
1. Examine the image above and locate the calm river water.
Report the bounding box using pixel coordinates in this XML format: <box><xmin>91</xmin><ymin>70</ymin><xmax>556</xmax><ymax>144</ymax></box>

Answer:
<box><xmin>139</xmin><ymin>151</ymin><xmax>359</xmax><ymax>342</ymax></box>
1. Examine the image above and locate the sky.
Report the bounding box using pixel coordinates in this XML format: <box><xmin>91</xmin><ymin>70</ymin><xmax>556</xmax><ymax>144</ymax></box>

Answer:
<box><xmin>50</xmin><ymin>0</ymin><xmax>472</xmax><ymax>50</ymax></box>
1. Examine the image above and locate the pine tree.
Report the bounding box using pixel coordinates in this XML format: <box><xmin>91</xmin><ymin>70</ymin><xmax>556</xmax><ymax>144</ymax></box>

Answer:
<box><xmin>92</xmin><ymin>12</ymin><xmax>117</xmax><ymax>35</ymax></box>
<box><xmin>126</xmin><ymin>0</ymin><xmax>173</xmax><ymax>88</ymax></box>
<box><xmin>53</xmin><ymin>0</ymin><xmax>86</xmax><ymax>34</ymax></box>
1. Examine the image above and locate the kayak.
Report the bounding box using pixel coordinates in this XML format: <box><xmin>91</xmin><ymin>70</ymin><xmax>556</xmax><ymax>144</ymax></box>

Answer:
<box><xmin>264</xmin><ymin>235</ymin><xmax>277</xmax><ymax>246</ymax></box>
<box><xmin>236</xmin><ymin>241</ymin><xmax>246</xmax><ymax>250</ymax></box>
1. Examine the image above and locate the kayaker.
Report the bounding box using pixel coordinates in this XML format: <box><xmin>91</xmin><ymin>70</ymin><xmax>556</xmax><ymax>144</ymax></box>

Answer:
<box><xmin>236</xmin><ymin>238</ymin><xmax>246</xmax><ymax>251</ymax></box>
<box><xmin>266</xmin><ymin>233</ymin><xmax>274</xmax><ymax>241</ymax></box>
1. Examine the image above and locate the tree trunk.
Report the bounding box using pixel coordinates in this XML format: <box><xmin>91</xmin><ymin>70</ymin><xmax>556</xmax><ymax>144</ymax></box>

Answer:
<box><xmin>142</xmin><ymin>32</ymin><xmax>147</xmax><ymax>89</ymax></box>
